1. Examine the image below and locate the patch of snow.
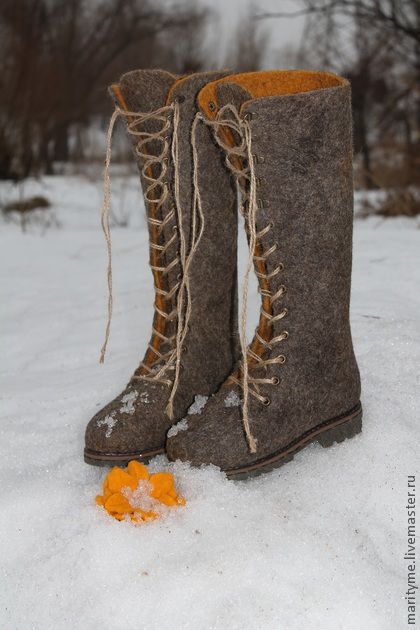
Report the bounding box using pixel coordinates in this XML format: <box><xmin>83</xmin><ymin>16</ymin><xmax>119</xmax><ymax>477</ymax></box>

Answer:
<box><xmin>187</xmin><ymin>394</ymin><xmax>208</xmax><ymax>415</ymax></box>
<box><xmin>120</xmin><ymin>390</ymin><xmax>138</xmax><ymax>414</ymax></box>
<box><xmin>224</xmin><ymin>390</ymin><xmax>242</xmax><ymax>407</ymax></box>
<box><xmin>96</xmin><ymin>413</ymin><xmax>117</xmax><ymax>438</ymax></box>
<box><xmin>0</xmin><ymin>175</ymin><xmax>418</xmax><ymax>629</ymax></box>
<box><xmin>167</xmin><ymin>418</ymin><xmax>189</xmax><ymax>438</ymax></box>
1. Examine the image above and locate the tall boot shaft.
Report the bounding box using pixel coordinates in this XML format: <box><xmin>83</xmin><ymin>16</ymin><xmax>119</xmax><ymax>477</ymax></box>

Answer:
<box><xmin>167</xmin><ymin>70</ymin><xmax>362</xmax><ymax>476</ymax></box>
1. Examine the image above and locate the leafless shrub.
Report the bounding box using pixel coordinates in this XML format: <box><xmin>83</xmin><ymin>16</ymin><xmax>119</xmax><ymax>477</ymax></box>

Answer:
<box><xmin>257</xmin><ymin>1</ymin><xmax>420</xmax><ymax>194</ymax></box>
<box><xmin>1</xmin><ymin>194</ymin><xmax>60</xmax><ymax>232</ymax></box>
<box><xmin>358</xmin><ymin>189</ymin><xmax>420</xmax><ymax>219</ymax></box>
<box><xmin>225</xmin><ymin>8</ymin><xmax>268</xmax><ymax>72</ymax></box>
<box><xmin>0</xmin><ymin>0</ymin><xmax>209</xmax><ymax>181</ymax></box>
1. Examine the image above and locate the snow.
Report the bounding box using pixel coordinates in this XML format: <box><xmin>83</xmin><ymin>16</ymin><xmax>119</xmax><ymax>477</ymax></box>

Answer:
<box><xmin>1</xmin><ymin>175</ymin><xmax>419</xmax><ymax>629</ymax></box>
<box><xmin>96</xmin><ymin>414</ymin><xmax>118</xmax><ymax>438</ymax></box>
<box><xmin>120</xmin><ymin>390</ymin><xmax>138</xmax><ymax>414</ymax></box>
<box><xmin>167</xmin><ymin>418</ymin><xmax>189</xmax><ymax>438</ymax></box>
<box><xmin>224</xmin><ymin>390</ymin><xmax>242</xmax><ymax>407</ymax></box>
<box><xmin>167</xmin><ymin>395</ymin><xmax>209</xmax><ymax>437</ymax></box>
<box><xmin>186</xmin><ymin>394</ymin><xmax>209</xmax><ymax>415</ymax></box>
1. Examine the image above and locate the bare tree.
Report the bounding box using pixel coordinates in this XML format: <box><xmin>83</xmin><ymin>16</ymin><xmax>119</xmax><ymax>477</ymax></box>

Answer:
<box><xmin>225</xmin><ymin>7</ymin><xmax>268</xmax><ymax>72</ymax></box>
<box><xmin>0</xmin><ymin>0</ymin><xmax>209</xmax><ymax>180</ymax></box>
<box><xmin>256</xmin><ymin>0</ymin><xmax>420</xmax><ymax>190</ymax></box>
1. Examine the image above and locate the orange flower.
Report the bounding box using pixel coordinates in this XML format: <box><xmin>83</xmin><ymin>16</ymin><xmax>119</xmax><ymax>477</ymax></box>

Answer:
<box><xmin>95</xmin><ymin>460</ymin><xmax>186</xmax><ymax>523</ymax></box>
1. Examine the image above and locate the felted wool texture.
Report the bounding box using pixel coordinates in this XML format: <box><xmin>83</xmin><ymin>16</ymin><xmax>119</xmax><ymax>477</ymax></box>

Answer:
<box><xmin>85</xmin><ymin>70</ymin><xmax>238</xmax><ymax>460</ymax></box>
<box><xmin>167</xmin><ymin>78</ymin><xmax>361</xmax><ymax>472</ymax></box>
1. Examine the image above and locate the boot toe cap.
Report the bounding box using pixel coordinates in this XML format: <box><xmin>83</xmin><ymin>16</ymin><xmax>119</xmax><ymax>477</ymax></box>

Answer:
<box><xmin>84</xmin><ymin>382</ymin><xmax>171</xmax><ymax>460</ymax></box>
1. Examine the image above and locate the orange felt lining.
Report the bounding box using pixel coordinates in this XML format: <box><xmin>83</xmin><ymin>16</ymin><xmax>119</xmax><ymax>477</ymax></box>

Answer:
<box><xmin>198</xmin><ymin>69</ymin><xmax>346</xmax><ymax>119</ymax></box>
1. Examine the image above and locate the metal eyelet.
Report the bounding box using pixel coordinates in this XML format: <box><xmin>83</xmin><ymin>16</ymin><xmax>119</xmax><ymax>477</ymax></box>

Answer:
<box><xmin>262</xmin><ymin>397</ymin><xmax>271</xmax><ymax>406</ymax></box>
<box><xmin>172</xmin><ymin>225</ymin><xmax>178</xmax><ymax>231</ymax></box>
<box><xmin>182</xmin><ymin>345</ymin><xmax>188</xmax><ymax>354</ymax></box>
<box><xmin>278</xmin><ymin>262</ymin><xmax>284</xmax><ymax>272</ymax></box>
<box><xmin>208</xmin><ymin>101</ymin><xmax>216</xmax><ymax>112</ymax></box>
<box><xmin>282</xmin><ymin>307</ymin><xmax>288</xmax><ymax>316</ymax></box>
<box><xmin>177</xmin><ymin>273</ymin><xmax>182</xmax><ymax>280</ymax></box>
<box><xmin>279</xmin><ymin>284</ymin><xmax>286</xmax><ymax>293</ymax></box>
<box><xmin>282</xmin><ymin>331</ymin><xmax>289</xmax><ymax>340</ymax></box>
<box><xmin>272</xmin><ymin>377</ymin><xmax>280</xmax><ymax>385</ymax></box>
<box><xmin>268</xmin><ymin>221</ymin><xmax>274</xmax><ymax>229</ymax></box>
<box><xmin>278</xmin><ymin>355</ymin><xmax>286</xmax><ymax>364</ymax></box>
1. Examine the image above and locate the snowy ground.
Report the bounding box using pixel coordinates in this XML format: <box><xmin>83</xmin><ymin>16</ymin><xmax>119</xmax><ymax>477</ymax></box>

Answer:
<box><xmin>1</xmin><ymin>175</ymin><xmax>419</xmax><ymax>630</ymax></box>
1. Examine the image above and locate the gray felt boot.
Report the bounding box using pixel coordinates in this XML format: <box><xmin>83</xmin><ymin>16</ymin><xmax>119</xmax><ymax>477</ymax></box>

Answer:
<box><xmin>84</xmin><ymin>69</ymin><xmax>238</xmax><ymax>466</ymax></box>
<box><xmin>166</xmin><ymin>70</ymin><xmax>362</xmax><ymax>478</ymax></box>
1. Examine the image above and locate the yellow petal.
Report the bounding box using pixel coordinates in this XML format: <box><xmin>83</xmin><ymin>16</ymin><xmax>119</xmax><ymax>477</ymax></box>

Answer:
<box><xmin>105</xmin><ymin>492</ymin><xmax>133</xmax><ymax>515</ymax></box>
<box><xmin>149</xmin><ymin>472</ymin><xmax>174</xmax><ymax>498</ymax></box>
<box><xmin>127</xmin><ymin>460</ymin><xmax>149</xmax><ymax>481</ymax></box>
<box><xmin>114</xmin><ymin>513</ymin><xmax>125</xmax><ymax>521</ymax></box>
<box><xmin>105</xmin><ymin>467</ymin><xmax>137</xmax><ymax>494</ymax></box>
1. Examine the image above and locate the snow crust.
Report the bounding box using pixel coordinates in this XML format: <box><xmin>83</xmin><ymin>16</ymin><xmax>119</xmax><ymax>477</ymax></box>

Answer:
<box><xmin>0</xmin><ymin>176</ymin><xmax>419</xmax><ymax>629</ymax></box>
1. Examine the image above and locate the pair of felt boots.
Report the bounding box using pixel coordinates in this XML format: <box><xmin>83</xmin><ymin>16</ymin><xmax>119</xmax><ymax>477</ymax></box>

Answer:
<box><xmin>84</xmin><ymin>69</ymin><xmax>362</xmax><ymax>479</ymax></box>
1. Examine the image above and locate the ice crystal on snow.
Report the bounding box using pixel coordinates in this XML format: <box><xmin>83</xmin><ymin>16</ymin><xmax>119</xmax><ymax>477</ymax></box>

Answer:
<box><xmin>167</xmin><ymin>418</ymin><xmax>189</xmax><ymax>438</ymax></box>
<box><xmin>224</xmin><ymin>391</ymin><xmax>242</xmax><ymax>407</ymax></box>
<box><xmin>120</xmin><ymin>390</ymin><xmax>138</xmax><ymax>414</ymax></box>
<box><xmin>97</xmin><ymin>414</ymin><xmax>117</xmax><ymax>438</ymax></box>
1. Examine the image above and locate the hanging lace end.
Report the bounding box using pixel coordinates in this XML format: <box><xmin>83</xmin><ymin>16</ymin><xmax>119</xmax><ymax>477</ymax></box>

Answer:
<box><xmin>99</xmin><ymin>313</ymin><xmax>111</xmax><ymax>364</ymax></box>
<box><xmin>243</xmin><ymin>408</ymin><xmax>258</xmax><ymax>453</ymax></box>
<box><xmin>98</xmin><ymin>106</ymin><xmax>120</xmax><ymax>365</ymax></box>
<box><xmin>166</xmin><ymin>399</ymin><xmax>175</xmax><ymax>421</ymax></box>
<box><xmin>248</xmin><ymin>435</ymin><xmax>258</xmax><ymax>454</ymax></box>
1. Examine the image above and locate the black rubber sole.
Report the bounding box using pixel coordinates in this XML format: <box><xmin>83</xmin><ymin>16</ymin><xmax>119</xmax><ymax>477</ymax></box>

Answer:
<box><xmin>84</xmin><ymin>445</ymin><xmax>165</xmax><ymax>467</ymax></box>
<box><xmin>225</xmin><ymin>402</ymin><xmax>363</xmax><ymax>480</ymax></box>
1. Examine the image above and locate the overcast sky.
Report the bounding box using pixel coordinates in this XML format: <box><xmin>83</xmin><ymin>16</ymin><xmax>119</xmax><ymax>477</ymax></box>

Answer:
<box><xmin>198</xmin><ymin>0</ymin><xmax>306</xmax><ymax>67</ymax></box>
<box><xmin>162</xmin><ymin>0</ymin><xmax>306</xmax><ymax>69</ymax></box>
